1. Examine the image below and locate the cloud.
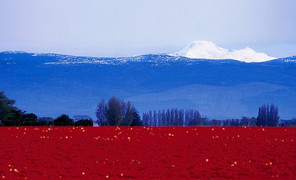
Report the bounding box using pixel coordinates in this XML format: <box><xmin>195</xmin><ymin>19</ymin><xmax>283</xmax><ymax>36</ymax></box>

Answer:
<box><xmin>175</xmin><ymin>41</ymin><xmax>276</xmax><ymax>62</ymax></box>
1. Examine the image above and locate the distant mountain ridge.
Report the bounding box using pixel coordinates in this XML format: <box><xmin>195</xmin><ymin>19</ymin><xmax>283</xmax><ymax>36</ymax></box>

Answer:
<box><xmin>1</xmin><ymin>51</ymin><xmax>295</xmax><ymax>65</ymax></box>
<box><xmin>0</xmin><ymin>51</ymin><xmax>295</xmax><ymax>120</ymax></box>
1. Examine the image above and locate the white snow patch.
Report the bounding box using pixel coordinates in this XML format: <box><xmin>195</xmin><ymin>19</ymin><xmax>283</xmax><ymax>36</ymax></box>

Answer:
<box><xmin>175</xmin><ymin>41</ymin><xmax>276</xmax><ymax>62</ymax></box>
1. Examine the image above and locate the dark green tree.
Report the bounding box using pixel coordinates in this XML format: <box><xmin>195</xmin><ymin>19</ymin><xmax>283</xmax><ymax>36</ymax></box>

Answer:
<box><xmin>130</xmin><ymin>107</ymin><xmax>142</xmax><ymax>126</ymax></box>
<box><xmin>54</xmin><ymin>114</ymin><xmax>74</xmax><ymax>126</ymax></box>
<box><xmin>0</xmin><ymin>92</ymin><xmax>17</xmax><ymax>124</ymax></box>
<box><xmin>21</xmin><ymin>113</ymin><xmax>38</xmax><ymax>126</ymax></box>
<box><xmin>5</xmin><ymin>109</ymin><xmax>23</xmax><ymax>126</ymax></box>
<box><xmin>75</xmin><ymin>119</ymin><xmax>93</xmax><ymax>126</ymax></box>
<box><xmin>1</xmin><ymin>92</ymin><xmax>40</xmax><ymax>126</ymax></box>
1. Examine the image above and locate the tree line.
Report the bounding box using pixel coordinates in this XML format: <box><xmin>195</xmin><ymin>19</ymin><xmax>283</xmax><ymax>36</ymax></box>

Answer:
<box><xmin>96</xmin><ymin>97</ymin><xmax>283</xmax><ymax>127</ymax></box>
<box><xmin>142</xmin><ymin>109</ymin><xmax>203</xmax><ymax>126</ymax></box>
<box><xmin>1</xmin><ymin>91</ymin><xmax>295</xmax><ymax>127</ymax></box>
<box><xmin>142</xmin><ymin>109</ymin><xmax>278</xmax><ymax>127</ymax></box>
<box><xmin>0</xmin><ymin>92</ymin><xmax>92</xmax><ymax>126</ymax></box>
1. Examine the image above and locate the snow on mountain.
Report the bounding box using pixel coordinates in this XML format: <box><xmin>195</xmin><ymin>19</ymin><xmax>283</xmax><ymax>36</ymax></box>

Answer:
<box><xmin>175</xmin><ymin>41</ymin><xmax>276</xmax><ymax>63</ymax></box>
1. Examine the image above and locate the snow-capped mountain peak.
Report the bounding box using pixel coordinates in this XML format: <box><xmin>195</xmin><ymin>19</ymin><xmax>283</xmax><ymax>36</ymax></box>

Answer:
<box><xmin>174</xmin><ymin>41</ymin><xmax>276</xmax><ymax>63</ymax></box>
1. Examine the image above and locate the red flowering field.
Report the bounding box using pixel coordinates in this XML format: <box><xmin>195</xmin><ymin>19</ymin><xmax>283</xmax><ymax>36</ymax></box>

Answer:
<box><xmin>0</xmin><ymin>127</ymin><xmax>295</xmax><ymax>179</ymax></box>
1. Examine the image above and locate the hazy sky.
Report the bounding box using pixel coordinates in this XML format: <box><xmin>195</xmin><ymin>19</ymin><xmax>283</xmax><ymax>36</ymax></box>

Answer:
<box><xmin>0</xmin><ymin>0</ymin><xmax>295</xmax><ymax>57</ymax></box>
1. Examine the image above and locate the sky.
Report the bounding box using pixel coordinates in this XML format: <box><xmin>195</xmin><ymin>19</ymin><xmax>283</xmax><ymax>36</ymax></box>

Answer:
<box><xmin>0</xmin><ymin>0</ymin><xmax>296</xmax><ymax>57</ymax></box>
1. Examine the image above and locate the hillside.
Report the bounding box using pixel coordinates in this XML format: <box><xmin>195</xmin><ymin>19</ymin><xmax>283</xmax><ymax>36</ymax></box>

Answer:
<box><xmin>0</xmin><ymin>52</ymin><xmax>295</xmax><ymax>119</ymax></box>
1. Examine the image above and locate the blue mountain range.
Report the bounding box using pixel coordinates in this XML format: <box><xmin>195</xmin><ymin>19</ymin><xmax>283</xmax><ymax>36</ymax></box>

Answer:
<box><xmin>0</xmin><ymin>51</ymin><xmax>295</xmax><ymax>120</ymax></box>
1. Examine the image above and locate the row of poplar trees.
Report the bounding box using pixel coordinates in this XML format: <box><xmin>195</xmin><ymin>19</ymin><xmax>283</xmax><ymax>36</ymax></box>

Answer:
<box><xmin>141</xmin><ymin>105</ymin><xmax>279</xmax><ymax>127</ymax></box>
<box><xmin>142</xmin><ymin>109</ymin><xmax>203</xmax><ymax>126</ymax></box>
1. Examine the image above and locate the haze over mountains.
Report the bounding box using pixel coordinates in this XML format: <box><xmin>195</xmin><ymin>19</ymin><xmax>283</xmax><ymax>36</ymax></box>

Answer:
<box><xmin>0</xmin><ymin>42</ymin><xmax>295</xmax><ymax>120</ymax></box>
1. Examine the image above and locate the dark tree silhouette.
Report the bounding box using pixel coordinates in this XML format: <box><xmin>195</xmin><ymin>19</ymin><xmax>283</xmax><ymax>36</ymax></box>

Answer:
<box><xmin>54</xmin><ymin>114</ymin><xmax>74</xmax><ymax>126</ymax></box>
<box><xmin>96</xmin><ymin>97</ymin><xmax>142</xmax><ymax>126</ymax></box>
<box><xmin>130</xmin><ymin>107</ymin><xmax>143</xmax><ymax>126</ymax></box>
<box><xmin>75</xmin><ymin>119</ymin><xmax>93</xmax><ymax>126</ymax></box>
<box><xmin>257</xmin><ymin>104</ymin><xmax>279</xmax><ymax>126</ymax></box>
<box><xmin>0</xmin><ymin>92</ymin><xmax>17</xmax><ymax>124</ymax></box>
<box><xmin>105</xmin><ymin>97</ymin><xmax>123</xmax><ymax>126</ymax></box>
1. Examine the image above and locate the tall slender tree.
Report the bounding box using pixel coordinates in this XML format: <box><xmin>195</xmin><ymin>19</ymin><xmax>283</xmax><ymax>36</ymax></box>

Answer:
<box><xmin>257</xmin><ymin>104</ymin><xmax>279</xmax><ymax>126</ymax></box>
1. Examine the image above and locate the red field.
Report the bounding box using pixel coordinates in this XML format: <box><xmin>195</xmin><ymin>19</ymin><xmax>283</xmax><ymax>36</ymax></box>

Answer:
<box><xmin>0</xmin><ymin>127</ymin><xmax>295</xmax><ymax>179</ymax></box>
